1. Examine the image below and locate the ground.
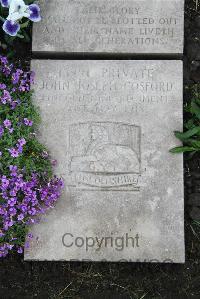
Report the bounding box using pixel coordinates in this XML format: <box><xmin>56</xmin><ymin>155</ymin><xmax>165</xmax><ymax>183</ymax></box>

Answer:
<box><xmin>0</xmin><ymin>0</ymin><xmax>200</xmax><ymax>298</ymax></box>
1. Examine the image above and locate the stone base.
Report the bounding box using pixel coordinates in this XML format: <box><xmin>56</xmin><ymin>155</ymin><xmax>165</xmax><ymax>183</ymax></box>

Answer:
<box><xmin>25</xmin><ymin>60</ymin><xmax>184</xmax><ymax>262</ymax></box>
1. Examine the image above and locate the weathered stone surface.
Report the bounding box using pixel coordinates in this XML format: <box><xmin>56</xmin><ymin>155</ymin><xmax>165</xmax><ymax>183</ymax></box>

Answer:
<box><xmin>33</xmin><ymin>0</ymin><xmax>184</xmax><ymax>54</ymax></box>
<box><xmin>25</xmin><ymin>60</ymin><xmax>184</xmax><ymax>262</ymax></box>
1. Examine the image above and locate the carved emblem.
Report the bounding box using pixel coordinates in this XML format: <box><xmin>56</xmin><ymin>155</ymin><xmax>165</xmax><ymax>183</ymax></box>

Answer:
<box><xmin>69</xmin><ymin>122</ymin><xmax>141</xmax><ymax>191</ymax></box>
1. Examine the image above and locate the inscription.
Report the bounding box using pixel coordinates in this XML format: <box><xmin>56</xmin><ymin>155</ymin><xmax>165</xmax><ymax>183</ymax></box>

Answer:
<box><xmin>35</xmin><ymin>65</ymin><xmax>177</xmax><ymax>117</ymax></box>
<box><xmin>33</xmin><ymin>0</ymin><xmax>184</xmax><ymax>53</ymax></box>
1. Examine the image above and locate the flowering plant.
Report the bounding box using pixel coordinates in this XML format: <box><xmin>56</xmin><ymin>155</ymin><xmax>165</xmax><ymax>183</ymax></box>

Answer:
<box><xmin>0</xmin><ymin>0</ymin><xmax>40</xmax><ymax>43</ymax></box>
<box><xmin>0</xmin><ymin>56</ymin><xmax>63</xmax><ymax>257</ymax></box>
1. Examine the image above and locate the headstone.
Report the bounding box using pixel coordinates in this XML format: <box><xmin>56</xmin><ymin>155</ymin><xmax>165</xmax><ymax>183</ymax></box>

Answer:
<box><xmin>25</xmin><ymin>60</ymin><xmax>184</xmax><ymax>262</ymax></box>
<box><xmin>33</xmin><ymin>0</ymin><xmax>184</xmax><ymax>54</ymax></box>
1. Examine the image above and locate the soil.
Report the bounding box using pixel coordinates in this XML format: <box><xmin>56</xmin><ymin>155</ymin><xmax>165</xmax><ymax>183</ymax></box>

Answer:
<box><xmin>0</xmin><ymin>1</ymin><xmax>200</xmax><ymax>298</ymax></box>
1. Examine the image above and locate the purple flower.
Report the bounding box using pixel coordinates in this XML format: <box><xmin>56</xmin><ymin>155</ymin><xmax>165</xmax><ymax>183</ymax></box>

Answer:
<box><xmin>2</xmin><ymin>20</ymin><xmax>20</xmax><ymax>37</ymax></box>
<box><xmin>9</xmin><ymin>165</ymin><xmax>18</xmax><ymax>173</ymax></box>
<box><xmin>17</xmin><ymin>145</ymin><xmax>23</xmax><ymax>154</ymax></box>
<box><xmin>10</xmin><ymin>190</ymin><xmax>16</xmax><ymax>196</ymax></box>
<box><xmin>28</xmin><ymin>4</ymin><xmax>41</xmax><ymax>22</ymax></box>
<box><xmin>4</xmin><ymin>220</ymin><xmax>14</xmax><ymax>230</ymax></box>
<box><xmin>8</xmin><ymin>197</ymin><xmax>17</xmax><ymax>206</ymax></box>
<box><xmin>0</xmin><ymin>231</ymin><xmax>5</xmax><ymax>237</ymax></box>
<box><xmin>24</xmin><ymin>241</ymin><xmax>30</xmax><ymax>249</ymax></box>
<box><xmin>0</xmin><ymin>57</ymin><xmax>66</xmax><ymax>258</ymax></box>
<box><xmin>1</xmin><ymin>90</ymin><xmax>11</xmax><ymax>104</ymax></box>
<box><xmin>28</xmin><ymin>120</ymin><xmax>33</xmax><ymax>126</ymax></box>
<box><xmin>17</xmin><ymin>247</ymin><xmax>23</xmax><ymax>254</ymax></box>
<box><xmin>21</xmin><ymin>206</ymin><xmax>28</xmax><ymax>214</ymax></box>
<box><xmin>17</xmin><ymin>138</ymin><xmax>26</xmax><ymax>146</ymax></box>
<box><xmin>0</xmin><ymin>83</ymin><xmax>6</xmax><ymax>89</ymax></box>
<box><xmin>17</xmin><ymin>214</ymin><xmax>24</xmax><ymax>221</ymax></box>
<box><xmin>23</xmin><ymin>118</ymin><xmax>33</xmax><ymax>126</ymax></box>
<box><xmin>30</xmin><ymin>71</ymin><xmax>35</xmax><ymax>84</ymax></box>
<box><xmin>9</xmin><ymin>127</ymin><xmax>14</xmax><ymax>133</ymax></box>
<box><xmin>28</xmin><ymin>207</ymin><xmax>36</xmax><ymax>216</ymax></box>
<box><xmin>7</xmin><ymin>244</ymin><xmax>14</xmax><ymax>250</ymax></box>
<box><xmin>10</xmin><ymin>237</ymin><xmax>17</xmax><ymax>241</ymax></box>
<box><xmin>8</xmin><ymin>148</ymin><xmax>19</xmax><ymax>158</ymax></box>
<box><xmin>0</xmin><ymin>56</ymin><xmax>8</xmax><ymax>64</ymax></box>
<box><xmin>2</xmin><ymin>1</ymin><xmax>41</xmax><ymax>37</ymax></box>
<box><xmin>0</xmin><ymin>207</ymin><xmax>5</xmax><ymax>215</ymax></box>
<box><xmin>10</xmin><ymin>101</ymin><xmax>18</xmax><ymax>110</ymax></box>
<box><xmin>12</xmin><ymin>69</ymin><xmax>23</xmax><ymax>84</ymax></box>
<box><xmin>0</xmin><ymin>0</ymin><xmax>10</xmax><ymax>7</ymax></box>
<box><xmin>12</xmin><ymin>73</ymin><xmax>20</xmax><ymax>84</ymax></box>
<box><xmin>51</xmin><ymin>160</ymin><xmax>57</xmax><ymax>166</ymax></box>
<box><xmin>0</xmin><ymin>140</ymin><xmax>63</xmax><ymax>258</ymax></box>
<box><xmin>9</xmin><ymin>207</ymin><xmax>16</xmax><ymax>216</ymax></box>
<box><xmin>42</xmin><ymin>151</ymin><xmax>49</xmax><ymax>158</ymax></box>
<box><xmin>0</xmin><ymin>126</ymin><xmax>4</xmax><ymax>138</ymax></box>
<box><xmin>1</xmin><ymin>176</ymin><xmax>9</xmax><ymax>189</ymax></box>
<box><xmin>3</xmin><ymin>119</ymin><xmax>11</xmax><ymax>128</ymax></box>
<box><xmin>0</xmin><ymin>152</ymin><xmax>2</xmax><ymax>157</ymax></box>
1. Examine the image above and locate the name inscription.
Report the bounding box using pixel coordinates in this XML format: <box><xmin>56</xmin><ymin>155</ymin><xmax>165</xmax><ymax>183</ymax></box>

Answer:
<box><xmin>34</xmin><ymin>64</ymin><xmax>178</xmax><ymax>117</ymax></box>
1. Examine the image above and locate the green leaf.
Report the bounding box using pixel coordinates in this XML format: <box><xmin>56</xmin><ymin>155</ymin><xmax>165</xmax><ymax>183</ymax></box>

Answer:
<box><xmin>20</xmin><ymin>20</ymin><xmax>30</xmax><ymax>29</ymax></box>
<box><xmin>191</xmin><ymin>101</ymin><xmax>200</xmax><ymax>120</ymax></box>
<box><xmin>25</xmin><ymin>0</ymin><xmax>34</xmax><ymax>4</ymax></box>
<box><xmin>174</xmin><ymin>131</ymin><xmax>185</xmax><ymax>141</ymax></box>
<box><xmin>185</xmin><ymin>119</ymin><xmax>194</xmax><ymax>130</ymax></box>
<box><xmin>170</xmin><ymin>146</ymin><xmax>197</xmax><ymax>154</ymax></box>
<box><xmin>16</xmin><ymin>34</ymin><xmax>24</xmax><ymax>39</ymax></box>
<box><xmin>174</xmin><ymin>127</ymin><xmax>200</xmax><ymax>140</ymax></box>
<box><xmin>4</xmin><ymin>34</ymin><xmax>16</xmax><ymax>45</ymax></box>
<box><xmin>188</xmin><ymin>140</ymin><xmax>200</xmax><ymax>148</ymax></box>
<box><xmin>0</xmin><ymin>16</ymin><xmax>6</xmax><ymax>22</ymax></box>
<box><xmin>7</xmin><ymin>50</ymin><xmax>15</xmax><ymax>59</ymax></box>
<box><xmin>21</xmin><ymin>30</ymin><xmax>30</xmax><ymax>42</ymax></box>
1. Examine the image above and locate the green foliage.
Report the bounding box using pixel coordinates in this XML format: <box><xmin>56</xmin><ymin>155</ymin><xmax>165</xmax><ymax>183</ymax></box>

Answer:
<box><xmin>0</xmin><ymin>89</ymin><xmax>53</xmax><ymax>178</ymax></box>
<box><xmin>0</xmin><ymin>58</ymin><xmax>63</xmax><ymax>257</ymax></box>
<box><xmin>170</xmin><ymin>88</ymin><xmax>200</xmax><ymax>155</ymax></box>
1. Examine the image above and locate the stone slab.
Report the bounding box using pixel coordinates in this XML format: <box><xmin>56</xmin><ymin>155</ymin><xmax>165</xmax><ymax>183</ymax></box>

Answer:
<box><xmin>33</xmin><ymin>0</ymin><xmax>184</xmax><ymax>54</ymax></box>
<box><xmin>25</xmin><ymin>60</ymin><xmax>184</xmax><ymax>262</ymax></box>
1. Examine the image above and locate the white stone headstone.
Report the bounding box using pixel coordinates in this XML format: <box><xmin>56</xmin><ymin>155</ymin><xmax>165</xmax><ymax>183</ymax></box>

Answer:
<box><xmin>25</xmin><ymin>60</ymin><xmax>184</xmax><ymax>263</ymax></box>
<box><xmin>33</xmin><ymin>0</ymin><xmax>184</xmax><ymax>54</ymax></box>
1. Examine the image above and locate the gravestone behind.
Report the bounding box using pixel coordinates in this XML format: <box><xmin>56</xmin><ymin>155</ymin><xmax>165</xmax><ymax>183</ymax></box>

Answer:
<box><xmin>25</xmin><ymin>60</ymin><xmax>184</xmax><ymax>262</ymax></box>
<box><xmin>32</xmin><ymin>0</ymin><xmax>184</xmax><ymax>54</ymax></box>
